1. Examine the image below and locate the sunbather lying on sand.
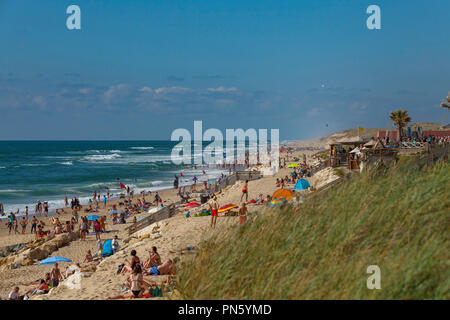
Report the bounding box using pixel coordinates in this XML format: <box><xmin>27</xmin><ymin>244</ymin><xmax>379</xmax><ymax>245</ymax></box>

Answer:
<box><xmin>169</xmin><ymin>246</ymin><xmax>199</xmax><ymax>254</ymax></box>
<box><xmin>145</xmin><ymin>258</ymin><xmax>174</xmax><ymax>276</ymax></box>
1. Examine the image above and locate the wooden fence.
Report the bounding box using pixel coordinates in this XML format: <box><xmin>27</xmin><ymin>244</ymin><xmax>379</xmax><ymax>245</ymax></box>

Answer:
<box><xmin>125</xmin><ymin>203</ymin><xmax>176</xmax><ymax>235</ymax></box>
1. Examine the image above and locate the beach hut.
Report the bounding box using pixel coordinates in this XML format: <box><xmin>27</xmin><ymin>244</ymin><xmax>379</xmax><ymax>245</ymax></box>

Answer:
<box><xmin>293</xmin><ymin>179</ymin><xmax>310</xmax><ymax>191</ymax></box>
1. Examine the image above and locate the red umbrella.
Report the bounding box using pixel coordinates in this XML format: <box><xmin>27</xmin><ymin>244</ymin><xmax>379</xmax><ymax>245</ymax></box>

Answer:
<box><xmin>185</xmin><ymin>202</ymin><xmax>200</xmax><ymax>208</ymax></box>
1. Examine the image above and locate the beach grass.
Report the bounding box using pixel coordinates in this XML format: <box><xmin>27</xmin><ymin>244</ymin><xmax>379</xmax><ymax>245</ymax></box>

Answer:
<box><xmin>176</xmin><ymin>157</ymin><xmax>450</xmax><ymax>299</ymax></box>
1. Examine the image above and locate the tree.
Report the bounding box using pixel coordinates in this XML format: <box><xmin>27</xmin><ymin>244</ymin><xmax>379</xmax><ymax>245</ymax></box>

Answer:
<box><xmin>389</xmin><ymin>110</ymin><xmax>411</xmax><ymax>141</ymax></box>
<box><xmin>441</xmin><ymin>92</ymin><xmax>450</xmax><ymax>110</ymax></box>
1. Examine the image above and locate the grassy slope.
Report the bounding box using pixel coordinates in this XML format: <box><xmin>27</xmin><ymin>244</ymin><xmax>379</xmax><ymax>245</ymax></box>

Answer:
<box><xmin>176</xmin><ymin>158</ymin><xmax>449</xmax><ymax>299</ymax></box>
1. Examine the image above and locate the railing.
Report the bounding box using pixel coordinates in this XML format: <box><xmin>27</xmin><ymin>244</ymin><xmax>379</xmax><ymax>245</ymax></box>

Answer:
<box><xmin>126</xmin><ymin>203</ymin><xmax>176</xmax><ymax>235</ymax></box>
<box><xmin>206</xmin><ymin>171</ymin><xmax>262</xmax><ymax>194</ymax></box>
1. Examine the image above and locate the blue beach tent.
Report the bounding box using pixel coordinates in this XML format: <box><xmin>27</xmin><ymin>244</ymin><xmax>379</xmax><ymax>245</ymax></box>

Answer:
<box><xmin>294</xmin><ymin>179</ymin><xmax>311</xmax><ymax>191</ymax></box>
<box><xmin>102</xmin><ymin>239</ymin><xmax>113</xmax><ymax>257</ymax></box>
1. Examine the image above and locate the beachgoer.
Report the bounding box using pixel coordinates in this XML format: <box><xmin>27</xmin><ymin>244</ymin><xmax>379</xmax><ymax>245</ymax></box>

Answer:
<box><xmin>240</xmin><ymin>180</ymin><xmax>249</xmax><ymax>203</ymax></box>
<box><xmin>238</xmin><ymin>202</ymin><xmax>248</xmax><ymax>224</ymax></box>
<box><xmin>112</xmin><ymin>235</ymin><xmax>120</xmax><ymax>253</ymax></box>
<box><xmin>148</xmin><ymin>259</ymin><xmax>174</xmax><ymax>276</ymax></box>
<box><xmin>144</xmin><ymin>246</ymin><xmax>161</xmax><ymax>269</ymax></box>
<box><xmin>209</xmin><ymin>195</ymin><xmax>219</xmax><ymax>228</ymax></box>
<box><xmin>50</xmin><ymin>263</ymin><xmax>62</xmax><ymax>287</ymax></box>
<box><xmin>129</xmin><ymin>264</ymin><xmax>144</xmax><ymax>298</ymax></box>
<box><xmin>121</xmin><ymin>250</ymin><xmax>141</xmax><ymax>274</ymax></box>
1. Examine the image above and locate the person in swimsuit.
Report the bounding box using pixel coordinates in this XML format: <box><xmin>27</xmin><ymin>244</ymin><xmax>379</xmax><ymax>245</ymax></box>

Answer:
<box><xmin>129</xmin><ymin>264</ymin><xmax>144</xmax><ymax>298</ymax></box>
<box><xmin>121</xmin><ymin>250</ymin><xmax>141</xmax><ymax>274</ymax></box>
<box><xmin>148</xmin><ymin>258</ymin><xmax>174</xmax><ymax>276</ymax></box>
<box><xmin>30</xmin><ymin>216</ymin><xmax>38</xmax><ymax>234</ymax></box>
<box><xmin>238</xmin><ymin>202</ymin><xmax>248</xmax><ymax>225</ymax></box>
<box><xmin>209</xmin><ymin>195</ymin><xmax>219</xmax><ymax>228</ymax></box>
<box><xmin>144</xmin><ymin>246</ymin><xmax>161</xmax><ymax>269</ymax></box>
<box><xmin>20</xmin><ymin>217</ymin><xmax>27</xmax><ymax>234</ymax></box>
<box><xmin>50</xmin><ymin>263</ymin><xmax>62</xmax><ymax>288</ymax></box>
<box><xmin>240</xmin><ymin>180</ymin><xmax>249</xmax><ymax>203</ymax></box>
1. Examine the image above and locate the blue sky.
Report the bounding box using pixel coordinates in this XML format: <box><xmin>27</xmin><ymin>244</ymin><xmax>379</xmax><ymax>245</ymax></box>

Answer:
<box><xmin>0</xmin><ymin>0</ymin><xmax>449</xmax><ymax>140</ymax></box>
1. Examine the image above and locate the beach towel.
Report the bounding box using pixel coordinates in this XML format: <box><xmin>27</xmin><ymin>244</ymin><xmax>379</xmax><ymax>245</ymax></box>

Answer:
<box><xmin>102</xmin><ymin>239</ymin><xmax>113</xmax><ymax>257</ymax></box>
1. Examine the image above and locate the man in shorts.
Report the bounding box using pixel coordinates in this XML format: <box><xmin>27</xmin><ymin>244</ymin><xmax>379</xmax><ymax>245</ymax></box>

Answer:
<box><xmin>209</xmin><ymin>195</ymin><xmax>219</xmax><ymax>228</ymax></box>
<box><xmin>240</xmin><ymin>180</ymin><xmax>249</xmax><ymax>203</ymax></box>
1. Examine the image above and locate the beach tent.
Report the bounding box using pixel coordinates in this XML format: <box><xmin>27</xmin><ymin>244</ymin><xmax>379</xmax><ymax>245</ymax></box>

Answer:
<box><xmin>87</xmin><ymin>215</ymin><xmax>99</xmax><ymax>221</ymax></box>
<box><xmin>268</xmin><ymin>198</ymin><xmax>287</xmax><ymax>207</ymax></box>
<box><xmin>272</xmin><ymin>189</ymin><xmax>294</xmax><ymax>201</ymax></box>
<box><xmin>102</xmin><ymin>239</ymin><xmax>113</xmax><ymax>257</ymax></box>
<box><xmin>40</xmin><ymin>256</ymin><xmax>72</xmax><ymax>265</ymax></box>
<box><xmin>294</xmin><ymin>179</ymin><xmax>311</xmax><ymax>191</ymax></box>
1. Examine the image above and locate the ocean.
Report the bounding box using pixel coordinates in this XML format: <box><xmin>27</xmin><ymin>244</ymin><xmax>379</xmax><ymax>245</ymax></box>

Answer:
<box><xmin>0</xmin><ymin>140</ymin><xmax>231</xmax><ymax>215</ymax></box>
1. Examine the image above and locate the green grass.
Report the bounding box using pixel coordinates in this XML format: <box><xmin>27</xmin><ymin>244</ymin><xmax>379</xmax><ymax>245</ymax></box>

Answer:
<box><xmin>175</xmin><ymin>158</ymin><xmax>450</xmax><ymax>299</ymax></box>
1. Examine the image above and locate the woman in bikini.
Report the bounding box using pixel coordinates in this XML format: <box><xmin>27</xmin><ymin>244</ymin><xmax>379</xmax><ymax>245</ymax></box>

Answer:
<box><xmin>128</xmin><ymin>264</ymin><xmax>144</xmax><ymax>298</ymax></box>
<box><xmin>121</xmin><ymin>250</ymin><xmax>141</xmax><ymax>274</ymax></box>
<box><xmin>144</xmin><ymin>247</ymin><xmax>161</xmax><ymax>269</ymax></box>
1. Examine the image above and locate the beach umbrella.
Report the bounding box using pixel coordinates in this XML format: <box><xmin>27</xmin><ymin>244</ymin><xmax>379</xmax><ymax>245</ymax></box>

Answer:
<box><xmin>218</xmin><ymin>204</ymin><xmax>238</xmax><ymax>213</ymax></box>
<box><xmin>40</xmin><ymin>256</ymin><xmax>72</xmax><ymax>265</ymax></box>
<box><xmin>186</xmin><ymin>202</ymin><xmax>200</xmax><ymax>208</ymax></box>
<box><xmin>268</xmin><ymin>198</ymin><xmax>287</xmax><ymax>207</ymax></box>
<box><xmin>272</xmin><ymin>189</ymin><xmax>294</xmax><ymax>201</ymax></box>
<box><xmin>294</xmin><ymin>179</ymin><xmax>311</xmax><ymax>191</ymax></box>
<box><xmin>86</xmin><ymin>215</ymin><xmax>99</xmax><ymax>221</ymax></box>
<box><xmin>288</xmin><ymin>164</ymin><xmax>300</xmax><ymax>168</ymax></box>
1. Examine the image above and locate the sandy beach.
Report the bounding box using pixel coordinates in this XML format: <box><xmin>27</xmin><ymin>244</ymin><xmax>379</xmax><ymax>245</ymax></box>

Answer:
<box><xmin>0</xmin><ymin>149</ymin><xmax>321</xmax><ymax>299</ymax></box>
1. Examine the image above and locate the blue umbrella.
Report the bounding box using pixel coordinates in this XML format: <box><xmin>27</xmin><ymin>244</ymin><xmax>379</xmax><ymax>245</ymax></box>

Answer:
<box><xmin>87</xmin><ymin>215</ymin><xmax>99</xmax><ymax>221</ymax></box>
<box><xmin>40</xmin><ymin>256</ymin><xmax>72</xmax><ymax>265</ymax></box>
<box><xmin>294</xmin><ymin>179</ymin><xmax>311</xmax><ymax>190</ymax></box>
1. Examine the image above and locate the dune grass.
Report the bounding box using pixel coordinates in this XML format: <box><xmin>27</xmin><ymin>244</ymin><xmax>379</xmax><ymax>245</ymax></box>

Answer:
<box><xmin>175</xmin><ymin>158</ymin><xmax>450</xmax><ymax>299</ymax></box>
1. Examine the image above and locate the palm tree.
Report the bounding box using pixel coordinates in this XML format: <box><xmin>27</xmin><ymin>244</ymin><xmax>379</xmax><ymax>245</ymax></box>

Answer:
<box><xmin>389</xmin><ymin>109</ymin><xmax>411</xmax><ymax>141</ymax></box>
<box><xmin>441</xmin><ymin>92</ymin><xmax>450</xmax><ymax>110</ymax></box>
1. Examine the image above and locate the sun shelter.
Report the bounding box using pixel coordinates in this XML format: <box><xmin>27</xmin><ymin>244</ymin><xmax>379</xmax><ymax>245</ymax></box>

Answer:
<box><xmin>293</xmin><ymin>179</ymin><xmax>310</xmax><ymax>191</ymax></box>
<box><xmin>272</xmin><ymin>189</ymin><xmax>294</xmax><ymax>201</ymax></box>
<box><xmin>40</xmin><ymin>256</ymin><xmax>72</xmax><ymax>265</ymax></box>
<box><xmin>102</xmin><ymin>239</ymin><xmax>113</xmax><ymax>257</ymax></box>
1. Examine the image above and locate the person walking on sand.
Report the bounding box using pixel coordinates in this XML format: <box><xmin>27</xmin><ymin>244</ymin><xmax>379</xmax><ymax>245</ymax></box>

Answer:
<box><xmin>103</xmin><ymin>195</ymin><xmax>107</xmax><ymax>207</ymax></box>
<box><xmin>238</xmin><ymin>203</ymin><xmax>248</xmax><ymax>225</ymax></box>
<box><xmin>65</xmin><ymin>195</ymin><xmax>68</xmax><ymax>208</ymax></box>
<box><xmin>209</xmin><ymin>195</ymin><xmax>219</xmax><ymax>228</ymax></box>
<box><xmin>240</xmin><ymin>180</ymin><xmax>249</xmax><ymax>203</ymax></box>
<box><xmin>25</xmin><ymin>206</ymin><xmax>28</xmax><ymax>218</ymax></box>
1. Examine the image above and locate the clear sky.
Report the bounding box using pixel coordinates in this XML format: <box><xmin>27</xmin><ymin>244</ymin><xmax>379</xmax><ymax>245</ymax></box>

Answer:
<box><xmin>0</xmin><ymin>0</ymin><xmax>449</xmax><ymax>140</ymax></box>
